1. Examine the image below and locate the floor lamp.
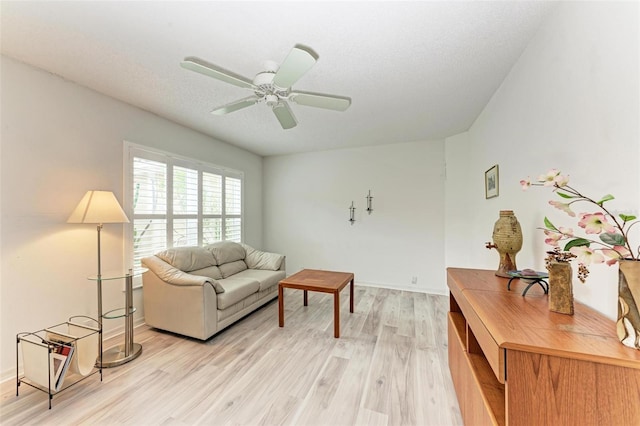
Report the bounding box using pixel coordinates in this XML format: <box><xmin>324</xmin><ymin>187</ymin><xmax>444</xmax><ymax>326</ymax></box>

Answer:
<box><xmin>67</xmin><ymin>190</ymin><xmax>130</xmax><ymax>368</ymax></box>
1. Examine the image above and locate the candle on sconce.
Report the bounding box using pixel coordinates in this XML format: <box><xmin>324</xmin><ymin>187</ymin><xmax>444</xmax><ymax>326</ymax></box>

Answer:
<box><xmin>349</xmin><ymin>201</ymin><xmax>356</xmax><ymax>225</ymax></box>
<box><xmin>366</xmin><ymin>190</ymin><xmax>373</xmax><ymax>214</ymax></box>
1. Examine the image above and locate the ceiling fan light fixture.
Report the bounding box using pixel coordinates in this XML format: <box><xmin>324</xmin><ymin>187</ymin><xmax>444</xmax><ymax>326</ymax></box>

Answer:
<box><xmin>262</xmin><ymin>60</ymin><xmax>279</xmax><ymax>73</ymax></box>
<box><xmin>181</xmin><ymin>44</ymin><xmax>350</xmax><ymax>130</ymax></box>
<box><xmin>265</xmin><ymin>94</ymin><xmax>279</xmax><ymax>107</ymax></box>
<box><xmin>253</xmin><ymin>70</ymin><xmax>275</xmax><ymax>87</ymax></box>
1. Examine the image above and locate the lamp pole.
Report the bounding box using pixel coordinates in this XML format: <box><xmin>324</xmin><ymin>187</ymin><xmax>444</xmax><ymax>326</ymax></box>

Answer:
<box><xmin>96</xmin><ymin>223</ymin><xmax>103</xmax><ymax>369</ymax></box>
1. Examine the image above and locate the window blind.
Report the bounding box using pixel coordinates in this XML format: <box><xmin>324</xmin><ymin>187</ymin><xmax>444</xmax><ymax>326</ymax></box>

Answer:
<box><xmin>125</xmin><ymin>143</ymin><xmax>244</xmax><ymax>274</ymax></box>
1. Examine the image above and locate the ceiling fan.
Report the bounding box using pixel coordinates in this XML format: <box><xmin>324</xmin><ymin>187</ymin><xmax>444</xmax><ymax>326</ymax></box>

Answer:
<box><xmin>180</xmin><ymin>44</ymin><xmax>351</xmax><ymax>129</ymax></box>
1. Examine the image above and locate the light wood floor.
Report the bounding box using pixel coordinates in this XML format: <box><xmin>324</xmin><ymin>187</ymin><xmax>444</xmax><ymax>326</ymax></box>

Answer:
<box><xmin>1</xmin><ymin>286</ymin><xmax>463</xmax><ymax>425</ymax></box>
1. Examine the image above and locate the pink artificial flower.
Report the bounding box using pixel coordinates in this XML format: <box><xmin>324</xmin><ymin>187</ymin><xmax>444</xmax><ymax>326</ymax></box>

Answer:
<box><xmin>558</xmin><ymin>227</ymin><xmax>574</xmax><ymax>237</ymax></box>
<box><xmin>520</xmin><ymin>178</ymin><xmax>531</xmax><ymax>190</ymax></box>
<box><xmin>549</xmin><ymin>200</ymin><xmax>576</xmax><ymax>217</ymax></box>
<box><xmin>569</xmin><ymin>246</ymin><xmax>604</xmax><ymax>265</ymax></box>
<box><xmin>602</xmin><ymin>246</ymin><xmax>632</xmax><ymax>265</ymax></box>
<box><xmin>538</xmin><ymin>169</ymin><xmax>560</xmax><ymax>186</ymax></box>
<box><xmin>613</xmin><ymin>245</ymin><xmax>632</xmax><ymax>258</ymax></box>
<box><xmin>544</xmin><ymin>230</ymin><xmax>562</xmax><ymax>246</ymax></box>
<box><xmin>602</xmin><ymin>250</ymin><xmax>622</xmax><ymax>265</ymax></box>
<box><xmin>577</xmin><ymin>212</ymin><xmax>616</xmax><ymax>234</ymax></box>
<box><xmin>553</xmin><ymin>174</ymin><xmax>570</xmax><ymax>187</ymax></box>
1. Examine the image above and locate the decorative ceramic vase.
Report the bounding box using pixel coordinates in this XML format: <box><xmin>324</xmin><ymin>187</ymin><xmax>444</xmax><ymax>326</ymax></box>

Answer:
<box><xmin>490</xmin><ymin>210</ymin><xmax>523</xmax><ymax>277</ymax></box>
<box><xmin>548</xmin><ymin>261</ymin><xmax>574</xmax><ymax>315</ymax></box>
<box><xmin>617</xmin><ymin>259</ymin><xmax>640</xmax><ymax>350</ymax></box>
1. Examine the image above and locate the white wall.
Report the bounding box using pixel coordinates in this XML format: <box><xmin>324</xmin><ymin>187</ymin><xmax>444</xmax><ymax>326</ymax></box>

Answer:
<box><xmin>445</xmin><ymin>1</ymin><xmax>639</xmax><ymax>318</ymax></box>
<box><xmin>263</xmin><ymin>140</ymin><xmax>446</xmax><ymax>294</ymax></box>
<box><xmin>444</xmin><ymin>131</ymin><xmax>472</xmax><ymax>270</ymax></box>
<box><xmin>0</xmin><ymin>56</ymin><xmax>263</xmax><ymax>379</ymax></box>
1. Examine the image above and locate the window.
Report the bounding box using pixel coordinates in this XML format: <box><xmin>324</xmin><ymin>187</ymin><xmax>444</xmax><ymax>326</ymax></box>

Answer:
<box><xmin>125</xmin><ymin>143</ymin><xmax>243</xmax><ymax>274</ymax></box>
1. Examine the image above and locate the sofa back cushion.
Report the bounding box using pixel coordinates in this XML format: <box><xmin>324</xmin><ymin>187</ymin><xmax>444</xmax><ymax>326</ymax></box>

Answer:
<box><xmin>156</xmin><ymin>247</ymin><xmax>215</xmax><ymax>272</ymax></box>
<box><xmin>219</xmin><ymin>260</ymin><xmax>248</xmax><ymax>278</ymax></box>
<box><xmin>205</xmin><ymin>241</ymin><xmax>245</xmax><ymax>265</ymax></box>
<box><xmin>189</xmin><ymin>265</ymin><xmax>223</xmax><ymax>281</ymax></box>
<box><xmin>182</xmin><ymin>265</ymin><xmax>225</xmax><ymax>294</ymax></box>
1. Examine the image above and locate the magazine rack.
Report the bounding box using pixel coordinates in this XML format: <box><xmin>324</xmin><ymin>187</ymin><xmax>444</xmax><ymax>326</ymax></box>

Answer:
<box><xmin>16</xmin><ymin>316</ymin><xmax>101</xmax><ymax>409</ymax></box>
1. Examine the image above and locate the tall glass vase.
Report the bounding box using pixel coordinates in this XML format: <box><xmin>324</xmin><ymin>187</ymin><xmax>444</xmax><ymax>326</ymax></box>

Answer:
<box><xmin>617</xmin><ymin>259</ymin><xmax>640</xmax><ymax>350</ymax></box>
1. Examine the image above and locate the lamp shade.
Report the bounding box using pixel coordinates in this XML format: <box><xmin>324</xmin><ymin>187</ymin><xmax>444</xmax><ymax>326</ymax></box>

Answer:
<box><xmin>67</xmin><ymin>190</ymin><xmax>130</xmax><ymax>224</ymax></box>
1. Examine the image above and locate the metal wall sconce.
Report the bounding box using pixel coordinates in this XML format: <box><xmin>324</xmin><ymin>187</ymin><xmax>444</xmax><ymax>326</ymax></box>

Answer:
<box><xmin>349</xmin><ymin>201</ymin><xmax>356</xmax><ymax>225</ymax></box>
<box><xmin>366</xmin><ymin>190</ymin><xmax>373</xmax><ymax>214</ymax></box>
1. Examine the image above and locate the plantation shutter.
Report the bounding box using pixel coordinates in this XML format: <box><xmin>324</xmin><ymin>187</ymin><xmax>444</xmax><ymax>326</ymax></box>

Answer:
<box><xmin>126</xmin><ymin>143</ymin><xmax>243</xmax><ymax>275</ymax></box>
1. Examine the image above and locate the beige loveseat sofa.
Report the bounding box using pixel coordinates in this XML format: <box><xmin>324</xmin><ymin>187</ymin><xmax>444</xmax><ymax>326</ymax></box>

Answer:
<box><xmin>141</xmin><ymin>241</ymin><xmax>285</xmax><ymax>340</ymax></box>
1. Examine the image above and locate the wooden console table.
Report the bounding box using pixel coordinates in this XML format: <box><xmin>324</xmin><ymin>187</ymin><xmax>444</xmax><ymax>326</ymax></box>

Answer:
<box><xmin>447</xmin><ymin>268</ymin><xmax>640</xmax><ymax>425</ymax></box>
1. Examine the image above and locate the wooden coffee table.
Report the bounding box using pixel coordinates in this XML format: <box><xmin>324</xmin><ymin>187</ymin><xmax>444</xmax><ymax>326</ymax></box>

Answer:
<box><xmin>278</xmin><ymin>269</ymin><xmax>354</xmax><ymax>338</ymax></box>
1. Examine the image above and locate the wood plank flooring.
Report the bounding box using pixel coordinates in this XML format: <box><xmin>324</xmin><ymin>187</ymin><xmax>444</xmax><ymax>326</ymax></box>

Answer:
<box><xmin>0</xmin><ymin>286</ymin><xmax>462</xmax><ymax>425</ymax></box>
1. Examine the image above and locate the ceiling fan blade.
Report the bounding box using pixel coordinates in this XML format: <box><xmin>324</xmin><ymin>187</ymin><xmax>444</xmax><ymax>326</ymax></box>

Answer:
<box><xmin>273</xmin><ymin>44</ymin><xmax>319</xmax><ymax>89</ymax></box>
<box><xmin>211</xmin><ymin>96</ymin><xmax>260</xmax><ymax>115</ymax></box>
<box><xmin>289</xmin><ymin>90</ymin><xmax>351</xmax><ymax>111</ymax></box>
<box><xmin>181</xmin><ymin>57</ymin><xmax>255</xmax><ymax>89</ymax></box>
<box><xmin>272</xmin><ymin>102</ymin><xmax>298</xmax><ymax>129</ymax></box>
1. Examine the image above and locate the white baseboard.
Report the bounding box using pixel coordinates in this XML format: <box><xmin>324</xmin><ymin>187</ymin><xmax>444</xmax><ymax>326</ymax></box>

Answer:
<box><xmin>356</xmin><ymin>280</ymin><xmax>449</xmax><ymax>296</ymax></box>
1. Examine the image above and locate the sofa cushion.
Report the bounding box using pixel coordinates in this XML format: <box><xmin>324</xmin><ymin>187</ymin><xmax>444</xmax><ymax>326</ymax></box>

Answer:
<box><xmin>233</xmin><ymin>269</ymin><xmax>286</xmax><ymax>291</ymax></box>
<box><xmin>189</xmin><ymin>265</ymin><xmax>223</xmax><ymax>280</ymax></box>
<box><xmin>188</xmin><ymin>266</ymin><xmax>224</xmax><ymax>293</ymax></box>
<box><xmin>219</xmin><ymin>260</ymin><xmax>248</xmax><ymax>278</ymax></box>
<box><xmin>205</xmin><ymin>241</ymin><xmax>245</xmax><ymax>265</ymax></box>
<box><xmin>242</xmin><ymin>244</ymin><xmax>285</xmax><ymax>271</ymax></box>
<box><xmin>216</xmin><ymin>277</ymin><xmax>260</xmax><ymax>309</ymax></box>
<box><xmin>155</xmin><ymin>247</ymin><xmax>215</xmax><ymax>272</ymax></box>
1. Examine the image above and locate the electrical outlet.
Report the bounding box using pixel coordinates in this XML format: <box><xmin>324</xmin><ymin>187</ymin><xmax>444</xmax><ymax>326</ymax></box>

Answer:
<box><xmin>411</xmin><ymin>276</ymin><xmax>418</xmax><ymax>285</ymax></box>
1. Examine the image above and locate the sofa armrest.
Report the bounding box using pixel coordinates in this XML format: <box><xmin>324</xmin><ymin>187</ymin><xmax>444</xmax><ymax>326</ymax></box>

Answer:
<box><xmin>142</xmin><ymin>256</ymin><xmax>212</xmax><ymax>287</ymax></box>
<box><xmin>142</xmin><ymin>257</ymin><xmax>219</xmax><ymax>340</ymax></box>
<box><xmin>241</xmin><ymin>244</ymin><xmax>286</xmax><ymax>271</ymax></box>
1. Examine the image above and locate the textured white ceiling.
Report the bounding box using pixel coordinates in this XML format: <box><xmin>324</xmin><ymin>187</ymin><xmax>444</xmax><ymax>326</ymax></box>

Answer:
<box><xmin>1</xmin><ymin>1</ymin><xmax>555</xmax><ymax>157</ymax></box>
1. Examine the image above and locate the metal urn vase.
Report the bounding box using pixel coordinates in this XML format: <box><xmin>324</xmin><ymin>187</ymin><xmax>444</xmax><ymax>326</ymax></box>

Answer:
<box><xmin>488</xmin><ymin>210</ymin><xmax>523</xmax><ymax>278</ymax></box>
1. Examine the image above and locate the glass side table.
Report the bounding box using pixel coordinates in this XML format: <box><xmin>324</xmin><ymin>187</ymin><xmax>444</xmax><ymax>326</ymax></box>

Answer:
<box><xmin>88</xmin><ymin>269</ymin><xmax>145</xmax><ymax>367</ymax></box>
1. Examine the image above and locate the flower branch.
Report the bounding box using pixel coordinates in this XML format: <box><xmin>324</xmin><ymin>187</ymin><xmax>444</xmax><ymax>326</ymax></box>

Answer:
<box><xmin>521</xmin><ymin>169</ymin><xmax>638</xmax><ymax>282</ymax></box>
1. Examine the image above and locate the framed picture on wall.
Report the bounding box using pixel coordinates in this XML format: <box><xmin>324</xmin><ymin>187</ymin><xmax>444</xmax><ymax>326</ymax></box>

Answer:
<box><xmin>485</xmin><ymin>164</ymin><xmax>499</xmax><ymax>199</ymax></box>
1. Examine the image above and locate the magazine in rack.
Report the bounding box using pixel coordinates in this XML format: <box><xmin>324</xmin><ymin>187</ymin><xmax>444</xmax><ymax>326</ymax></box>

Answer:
<box><xmin>20</xmin><ymin>335</ymin><xmax>75</xmax><ymax>392</ymax></box>
<box><xmin>50</xmin><ymin>352</ymin><xmax>66</xmax><ymax>385</ymax></box>
<box><xmin>46</xmin><ymin>333</ymin><xmax>76</xmax><ymax>390</ymax></box>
